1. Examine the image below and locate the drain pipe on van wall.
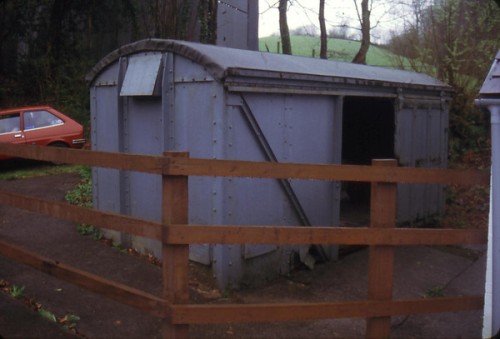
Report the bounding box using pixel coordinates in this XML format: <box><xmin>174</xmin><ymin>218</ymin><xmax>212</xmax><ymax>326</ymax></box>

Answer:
<box><xmin>475</xmin><ymin>99</ymin><xmax>500</xmax><ymax>338</ymax></box>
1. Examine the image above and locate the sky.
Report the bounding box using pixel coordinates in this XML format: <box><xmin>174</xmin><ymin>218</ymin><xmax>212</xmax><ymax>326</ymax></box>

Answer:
<box><xmin>258</xmin><ymin>0</ymin><xmax>406</xmax><ymax>44</ymax></box>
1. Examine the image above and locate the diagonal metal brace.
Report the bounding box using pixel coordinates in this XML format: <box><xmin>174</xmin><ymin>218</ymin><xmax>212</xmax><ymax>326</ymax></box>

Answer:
<box><xmin>238</xmin><ymin>95</ymin><xmax>328</xmax><ymax>263</ymax></box>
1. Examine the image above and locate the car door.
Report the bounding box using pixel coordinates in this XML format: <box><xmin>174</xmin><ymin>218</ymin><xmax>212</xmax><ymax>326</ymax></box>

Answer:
<box><xmin>0</xmin><ymin>112</ymin><xmax>24</xmax><ymax>145</ymax></box>
<box><xmin>22</xmin><ymin>109</ymin><xmax>64</xmax><ymax>146</ymax></box>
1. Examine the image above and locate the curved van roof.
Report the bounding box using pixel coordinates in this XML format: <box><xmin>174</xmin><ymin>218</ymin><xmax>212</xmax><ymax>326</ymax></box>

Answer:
<box><xmin>87</xmin><ymin>39</ymin><xmax>451</xmax><ymax>93</ymax></box>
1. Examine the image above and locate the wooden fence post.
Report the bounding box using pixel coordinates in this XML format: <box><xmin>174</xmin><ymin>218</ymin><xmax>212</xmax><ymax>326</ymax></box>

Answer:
<box><xmin>366</xmin><ymin>159</ymin><xmax>397</xmax><ymax>338</ymax></box>
<box><xmin>162</xmin><ymin>152</ymin><xmax>190</xmax><ymax>339</ymax></box>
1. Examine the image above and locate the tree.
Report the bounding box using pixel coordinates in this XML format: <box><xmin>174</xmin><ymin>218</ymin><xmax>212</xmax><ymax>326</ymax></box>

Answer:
<box><xmin>291</xmin><ymin>24</ymin><xmax>318</xmax><ymax>36</ymax></box>
<box><xmin>198</xmin><ymin>0</ymin><xmax>218</xmax><ymax>44</ymax></box>
<box><xmin>390</xmin><ymin>0</ymin><xmax>500</xmax><ymax>87</ymax></box>
<box><xmin>140</xmin><ymin>0</ymin><xmax>217</xmax><ymax>42</ymax></box>
<box><xmin>319</xmin><ymin>0</ymin><xmax>327</xmax><ymax>59</ymax></box>
<box><xmin>388</xmin><ymin>0</ymin><xmax>500</xmax><ymax>159</ymax></box>
<box><xmin>352</xmin><ymin>0</ymin><xmax>371</xmax><ymax>64</ymax></box>
<box><xmin>279</xmin><ymin>0</ymin><xmax>292</xmax><ymax>54</ymax></box>
<box><xmin>328</xmin><ymin>21</ymin><xmax>351</xmax><ymax>40</ymax></box>
<box><xmin>0</xmin><ymin>0</ymin><xmax>220</xmax><ymax>118</ymax></box>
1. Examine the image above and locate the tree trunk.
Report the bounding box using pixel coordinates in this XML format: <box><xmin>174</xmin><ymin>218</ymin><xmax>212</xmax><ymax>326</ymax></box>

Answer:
<box><xmin>181</xmin><ymin>0</ymin><xmax>200</xmax><ymax>41</ymax></box>
<box><xmin>198</xmin><ymin>0</ymin><xmax>217</xmax><ymax>43</ymax></box>
<box><xmin>352</xmin><ymin>0</ymin><xmax>370</xmax><ymax>64</ymax></box>
<box><xmin>163</xmin><ymin>0</ymin><xmax>177</xmax><ymax>39</ymax></box>
<box><xmin>176</xmin><ymin>0</ymin><xmax>217</xmax><ymax>43</ymax></box>
<box><xmin>279</xmin><ymin>0</ymin><xmax>292</xmax><ymax>55</ymax></box>
<box><xmin>319</xmin><ymin>0</ymin><xmax>327</xmax><ymax>59</ymax></box>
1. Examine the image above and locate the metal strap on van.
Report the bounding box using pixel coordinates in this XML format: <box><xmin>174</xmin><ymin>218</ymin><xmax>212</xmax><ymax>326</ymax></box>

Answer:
<box><xmin>239</xmin><ymin>95</ymin><xmax>328</xmax><ymax>263</ymax></box>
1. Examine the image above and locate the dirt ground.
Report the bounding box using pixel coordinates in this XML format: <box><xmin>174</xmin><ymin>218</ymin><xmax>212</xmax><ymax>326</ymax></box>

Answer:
<box><xmin>0</xmin><ymin>162</ymin><xmax>489</xmax><ymax>338</ymax></box>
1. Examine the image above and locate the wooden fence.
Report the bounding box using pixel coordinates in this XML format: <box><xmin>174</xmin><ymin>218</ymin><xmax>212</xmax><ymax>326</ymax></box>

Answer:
<box><xmin>0</xmin><ymin>143</ymin><xmax>490</xmax><ymax>338</ymax></box>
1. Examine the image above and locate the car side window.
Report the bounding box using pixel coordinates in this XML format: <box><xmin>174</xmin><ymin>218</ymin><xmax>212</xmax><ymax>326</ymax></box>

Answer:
<box><xmin>24</xmin><ymin>110</ymin><xmax>64</xmax><ymax>130</ymax></box>
<box><xmin>0</xmin><ymin>113</ymin><xmax>21</xmax><ymax>134</ymax></box>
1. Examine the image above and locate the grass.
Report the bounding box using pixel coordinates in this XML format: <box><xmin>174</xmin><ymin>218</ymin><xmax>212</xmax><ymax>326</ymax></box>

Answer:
<box><xmin>259</xmin><ymin>35</ymin><xmax>400</xmax><ymax>67</ymax></box>
<box><xmin>1</xmin><ymin>279</ymin><xmax>80</xmax><ymax>332</ymax></box>
<box><xmin>64</xmin><ymin>166</ymin><xmax>92</xmax><ymax>208</ymax></box>
<box><xmin>38</xmin><ymin>308</ymin><xmax>57</xmax><ymax>322</ymax></box>
<box><xmin>423</xmin><ymin>285</ymin><xmax>445</xmax><ymax>298</ymax></box>
<box><xmin>64</xmin><ymin>166</ymin><xmax>102</xmax><ymax>240</ymax></box>
<box><xmin>0</xmin><ymin>161</ymin><xmax>82</xmax><ymax>181</ymax></box>
<box><xmin>9</xmin><ymin>285</ymin><xmax>25</xmax><ymax>299</ymax></box>
<box><xmin>77</xmin><ymin>224</ymin><xmax>102</xmax><ymax>240</ymax></box>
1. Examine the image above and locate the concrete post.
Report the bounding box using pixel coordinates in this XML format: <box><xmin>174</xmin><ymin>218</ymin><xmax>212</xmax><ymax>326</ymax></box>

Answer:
<box><xmin>490</xmin><ymin>105</ymin><xmax>500</xmax><ymax>336</ymax></box>
<box><xmin>476</xmin><ymin>99</ymin><xmax>500</xmax><ymax>337</ymax></box>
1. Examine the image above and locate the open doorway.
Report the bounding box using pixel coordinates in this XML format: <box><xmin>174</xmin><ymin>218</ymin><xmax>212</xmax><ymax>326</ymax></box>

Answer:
<box><xmin>340</xmin><ymin>96</ymin><xmax>395</xmax><ymax>226</ymax></box>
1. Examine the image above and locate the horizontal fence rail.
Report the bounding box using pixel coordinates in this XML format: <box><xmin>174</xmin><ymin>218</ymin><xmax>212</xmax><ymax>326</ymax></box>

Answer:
<box><xmin>169</xmin><ymin>296</ymin><xmax>484</xmax><ymax>324</ymax></box>
<box><xmin>164</xmin><ymin>224</ymin><xmax>487</xmax><ymax>245</ymax></box>
<box><xmin>0</xmin><ymin>190</ymin><xmax>162</xmax><ymax>240</ymax></box>
<box><xmin>0</xmin><ymin>191</ymin><xmax>487</xmax><ymax>247</ymax></box>
<box><xmin>165</xmin><ymin>157</ymin><xmax>489</xmax><ymax>185</ymax></box>
<box><xmin>0</xmin><ymin>143</ymin><xmax>165</xmax><ymax>174</ymax></box>
<box><xmin>0</xmin><ymin>239</ymin><xmax>167</xmax><ymax>318</ymax></box>
<box><xmin>0</xmin><ymin>143</ymin><xmax>490</xmax><ymax>185</ymax></box>
<box><xmin>0</xmin><ymin>143</ymin><xmax>490</xmax><ymax>339</ymax></box>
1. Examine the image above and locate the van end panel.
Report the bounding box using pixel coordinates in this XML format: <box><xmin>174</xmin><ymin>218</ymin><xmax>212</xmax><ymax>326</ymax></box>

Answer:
<box><xmin>173</xmin><ymin>58</ymin><xmax>228</xmax><ymax>269</ymax></box>
<box><xmin>90</xmin><ymin>64</ymin><xmax>122</xmax><ymax>242</ymax></box>
<box><xmin>123</xmin><ymin>96</ymin><xmax>164</xmax><ymax>257</ymax></box>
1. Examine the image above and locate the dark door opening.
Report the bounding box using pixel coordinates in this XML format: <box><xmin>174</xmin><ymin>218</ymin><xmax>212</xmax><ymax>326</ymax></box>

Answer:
<box><xmin>340</xmin><ymin>96</ymin><xmax>395</xmax><ymax>226</ymax></box>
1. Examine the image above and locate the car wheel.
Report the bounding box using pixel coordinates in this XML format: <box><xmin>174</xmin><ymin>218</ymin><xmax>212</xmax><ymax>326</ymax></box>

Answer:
<box><xmin>49</xmin><ymin>142</ymin><xmax>69</xmax><ymax>148</ymax></box>
<box><xmin>48</xmin><ymin>142</ymin><xmax>69</xmax><ymax>165</ymax></box>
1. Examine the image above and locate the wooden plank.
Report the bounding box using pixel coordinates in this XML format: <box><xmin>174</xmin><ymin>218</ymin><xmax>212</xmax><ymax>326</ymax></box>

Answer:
<box><xmin>367</xmin><ymin>159</ymin><xmax>397</xmax><ymax>338</ymax></box>
<box><xmin>164</xmin><ymin>225</ymin><xmax>487</xmax><ymax>246</ymax></box>
<box><xmin>170</xmin><ymin>296</ymin><xmax>484</xmax><ymax>324</ymax></box>
<box><xmin>0</xmin><ymin>187</ymin><xmax>486</xmax><ymax>248</ymax></box>
<box><xmin>0</xmin><ymin>186</ymin><xmax>486</xmax><ymax>247</ymax></box>
<box><xmin>0</xmin><ymin>143</ymin><xmax>164</xmax><ymax>174</ymax></box>
<box><xmin>0</xmin><ymin>190</ymin><xmax>162</xmax><ymax>240</ymax></box>
<box><xmin>165</xmin><ymin>157</ymin><xmax>489</xmax><ymax>186</ymax></box>
<box><xmin>0</xmin><ymin>239</ymin><xmax>167</xmax><ymax>317</ymax></box>
<box><xmin>162</xmin><ymin>152</ymin><xmax>190</xmax><ymax>338</ymax></box>
<box><xmin>0</xmin><ymin>143</ymin><xmax>489</xmax><ymax>186</ymax></box>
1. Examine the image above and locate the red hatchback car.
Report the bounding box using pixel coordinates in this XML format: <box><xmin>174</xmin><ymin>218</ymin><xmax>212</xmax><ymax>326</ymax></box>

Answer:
<box><xmin>0</xmin><ymin>106</ymin><xmax>85</xmax><ymax>160</ymax></box>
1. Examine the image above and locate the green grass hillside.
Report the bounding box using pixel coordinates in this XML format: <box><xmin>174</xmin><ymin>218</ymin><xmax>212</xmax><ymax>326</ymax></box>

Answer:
<box><xmin>259</xmin><ymin>35</ymin><xmax>398</xmax><ymax>67</ymax></box>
